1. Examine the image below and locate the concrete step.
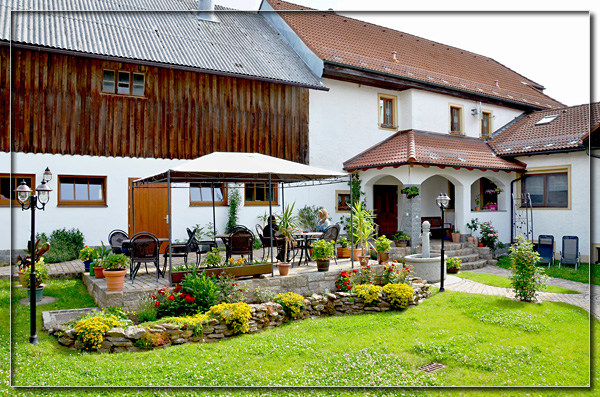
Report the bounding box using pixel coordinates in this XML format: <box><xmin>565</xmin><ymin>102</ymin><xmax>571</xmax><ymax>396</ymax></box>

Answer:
<box><xmin>431</xmin><ymin>248</ymin><xmax>475</xmax><ymax>257</ymax></box>
<box><xmin>461</xmin><ymin>259</ymin><xmax>488</xmax><ymax>270</ymax></box>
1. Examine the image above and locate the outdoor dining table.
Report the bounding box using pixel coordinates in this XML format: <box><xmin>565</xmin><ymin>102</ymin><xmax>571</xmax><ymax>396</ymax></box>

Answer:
<box><xmin>121</xmin><ymin>237</ymin><xmax>170</xmax><ymax>252</ymax></box>
<box><xmin>293</xmin><ymin>231</ymin><xmax>323</xmax><ymax>266</ymax></box>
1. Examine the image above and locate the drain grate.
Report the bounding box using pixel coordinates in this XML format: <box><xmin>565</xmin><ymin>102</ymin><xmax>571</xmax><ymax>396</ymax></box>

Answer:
<box><xmin>418</xmin><ymin>362</ymin><xmax>446</xmax><ymax>373</ymax></box>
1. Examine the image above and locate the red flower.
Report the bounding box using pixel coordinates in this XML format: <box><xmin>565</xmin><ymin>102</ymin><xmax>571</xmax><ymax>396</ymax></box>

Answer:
<box><xmin>341</xmin><ymin>272</ymin><xmax>348</xmax><ymax>277</ymax></box>
<box><xmin>158</xmin><ymin>289</ymin><xmax>165</xmax><ymax>296</ymax></box>
<box><xmin>184</xmin><ymin>295</ymin><xmax>196</xmax><ymax>302</ymax></box>
<box><xmin>174</xmin><ymin>285</ymin><xmax>182</xmax><ymax>293</ymax></box>
<box><xmin>352</xmin><ymin>269</ymin><xmax>358</xmax><ymax>273</ymax></box>
<box><xmin>154</xmin><ymin>301</ymin><xmax>160</xmax><ymax>307</ymax></box>
<box><xmin>151</xmin><ymin>295</ymin><xmax>156</xmax><ymax>300</ymax></box>
<box><xmin>343</xmin><ymin>280</ymin><xmax>348</xmax><ymax>285</ymax></box>
<box><xmin>336</xmin><ymin>284</ymin><xmax>341</xmax><ymax>289</ymax></box>
<box><xmin>168</xmin><ymin>294</ymin><xmax>175</xmax><ymax>301</ymax></box>
<box><xmin>239</xmin><ymin>289</ymin><xmax>243</xmax><ymax>292</ymax></box>
<box><xmin>347</xmin><ymin>285</ymin><xmax>351</xmax><ymax>290</ymax></box>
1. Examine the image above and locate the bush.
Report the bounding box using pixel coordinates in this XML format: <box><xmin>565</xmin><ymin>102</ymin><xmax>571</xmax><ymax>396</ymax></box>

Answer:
<box><xmin>335</xmin><ymin>269</ymin><xmax>358</xmax><ymax>292</ymax></box>
<box><xmin>253</xmin><ymin>286</ymin><xmax>276</xmax><ymax>303</ymax></box>
<box><xmin>478</xmin><ymin>222</ymin><xmax>499</xmax><ymax>250</ymax></box>
<box><xmin>181</xmin><ymin>270</ymin><xmax>219</xmax><ymax>313</ymax></box>
<box><xmin>354</xmin><ymin>284</ymin><xmax>382</xmax><ymax>305</ymax></box>
<box><xmin>22</xmin><ymin>258</ymin><xmax>48</xmax><ymax>288</ymax></box>
<box><xmin>72</xmin><ymin>308</ymin><xmax>132</xmax><ymax>350</ymax></box>
<box><xmin>382</xmin><ymin>261</ymin><xmax>411</xmax><ymax>285</ymax></box>
<box><xmin>510</xmin><ymin>236</ymin><xmax>548</xmax><ymax>302</ymax></box>
<box><xmin>383</xmin><ymin>283</ymin><xmax>414</xmax><ymax>309</ymax></box>
<box><xmin>164</xmin><ymin>313</ymin><xmax>209</xmax><ymax>336</ymax></box>
<box><xmin>274</xmin><ymin>292</ymin><xmax>305</xmax><ymax>319</ymax></box>
<box><xmin>136</xmin><ymin>295</ymin><xmax>158</xmax><ymax>323</ymax></box>
<box><xmin>215</xmin><ymin>273</ymin><xmax>247</xmax><ymax>303</ymax></box>
<box><xmin>208</xmin><ymin>302</ymin><xmax>252</xmax><ymax>334</ymax></box>
<box><xmin>153</xmin><ymin>285</ymin><xmax>200</xmax><ymax>318</ymax></box>
<box><xmin>38</xmin><ymin>228</ymin><xmax>84</xmax><ymax>263</ymax></box>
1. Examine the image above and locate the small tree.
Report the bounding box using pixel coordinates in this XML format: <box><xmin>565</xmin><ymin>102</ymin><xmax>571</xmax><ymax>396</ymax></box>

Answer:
<box><xmin>225</xmin><ymin>188</ymin><xmax>241</xmax><ymax>234</ymax></box>
<box><xmin>509</xmin><ymin>235</ymin><xmax>548</xmax><ymax>302</ymax></box>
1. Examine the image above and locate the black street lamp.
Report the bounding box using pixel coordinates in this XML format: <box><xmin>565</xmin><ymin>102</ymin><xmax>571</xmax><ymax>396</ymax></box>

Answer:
<box><xmin>15</xmin><ymin>167</ymin><xmax>52</xmax><ymax>344</ymax></box>
<box><xmin>435</xmin><ymin>192</ymin><xmax>450</xmax><ymax>293</ymax></box>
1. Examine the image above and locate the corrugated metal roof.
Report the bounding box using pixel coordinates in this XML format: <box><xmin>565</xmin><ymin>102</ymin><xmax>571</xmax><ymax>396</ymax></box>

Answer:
<box><xmin>0</xmin><ymin>0</ymin><xmax>326</xmax><ymax>89</ymax></box>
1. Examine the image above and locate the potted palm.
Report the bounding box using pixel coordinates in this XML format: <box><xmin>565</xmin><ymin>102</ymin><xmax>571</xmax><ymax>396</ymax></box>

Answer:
<box><xmin>466</xmin><ymin>218</ymin><xmax>478</xmax><ymax>243</ymax></box>
<box><xmin>277</xmin><ymin>203</ymin><xmax>300</xmax><ymax>276</ymax></box>
<box><xmin>336</xmin><ymin>236</ymin><xmax>350</xmax><ymax>258</ymax></box>
<box><xmin>102</xmin><ymin>253</ymin><xmax>129</xmax><ymax>291</ymax></box>
<box><xmin>374</xmin><ymin>235</ymin><xmax>392</xmax><ymax>264</ymax></box>
<box><xmin>393</xmin><ymin>231</ymin><xmax>410</xmax><ymax>247</ymax></box>
<box><xmin>351</xmin><ymin>202</ymin><xmax>375</xmax><ymax>267</ymax></box>
<box><xmin>23</xmin><ymin>257</ymin><xmax>49</xmax><ymax>302</ymax></box>
<box><xmin>311</xmin><ymin>239</ymin><xmax>335</xmax><ymax>272</ymax></box>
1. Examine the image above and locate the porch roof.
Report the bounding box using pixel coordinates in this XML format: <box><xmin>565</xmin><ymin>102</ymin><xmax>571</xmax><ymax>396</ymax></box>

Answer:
<box><xmin>343</xmin><ymin>130</ymin><xmax>526</xmax><ymax>172</ymax></box>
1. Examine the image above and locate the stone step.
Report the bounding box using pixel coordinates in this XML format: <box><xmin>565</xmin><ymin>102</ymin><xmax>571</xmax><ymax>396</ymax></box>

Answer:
<box><xmin>431</xmin><ymin>248</ymin><xmax>475</xmax><ymax>257</ymax></box>
<box><xmin>461</xmin><ymin>259</ymin><xmax>488</xmax><ymax>270</ymax></box>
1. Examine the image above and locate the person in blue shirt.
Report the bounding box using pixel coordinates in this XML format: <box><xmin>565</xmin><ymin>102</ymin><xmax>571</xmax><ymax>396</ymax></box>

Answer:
<box><xmin>317</xmin><ymin>208</ymin><xmax>331</xmax><ymax>232</ymax></box>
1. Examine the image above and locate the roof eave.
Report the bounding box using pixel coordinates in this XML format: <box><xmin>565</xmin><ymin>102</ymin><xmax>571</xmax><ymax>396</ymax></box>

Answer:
<box><xmin>344</xmin><ymin>161</ymin><xmax>524</xmax><ymax>173</ymax></box>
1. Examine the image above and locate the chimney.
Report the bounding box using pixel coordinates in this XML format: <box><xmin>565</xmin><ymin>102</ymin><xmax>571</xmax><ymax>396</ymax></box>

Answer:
<box><xmin>198</xmin><ymin>0</ymin><xmax>219</xmax><ymax>23</ymax></box>
<box><xmin>494</xmin><ymin>80</ymin><xmax>499</xmax><ymax>88</ymax></box>
<box><xmin>392</xmin><ymin>51</ymin><xmax>397</xmax><ymax>61</ymax></box>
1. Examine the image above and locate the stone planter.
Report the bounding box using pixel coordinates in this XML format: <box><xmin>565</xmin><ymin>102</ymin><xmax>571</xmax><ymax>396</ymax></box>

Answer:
<box><xmin>103</xmin><ymin>269</ymin><xmax>127</xmax><ymax>291</ymax></box>
<box><xmin>404</xmin><ymin>253</ymin><xmax>446</xmax><ymax>283</ymax></box>
<box><xmin>202</xmin><ymin>263</ymin><xmax>273</xmax><ymax>278</ymax></box>
<box><xmin>394</xmin><ymin>241</ymin><xmax>408</xmax><ymax>248</ymax></box>
<box><xmin>316</xmin><ymin>259</ymin><xmax>330</xmax><ymax>272</ymax></box>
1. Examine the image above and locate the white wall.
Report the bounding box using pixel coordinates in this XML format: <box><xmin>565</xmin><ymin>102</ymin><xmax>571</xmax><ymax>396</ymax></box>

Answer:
<box><xmin>593</xmin><ymin>149</ymin><xmax>599</xmax><ymax>263</ymax></box>
<box><xmin>3</xmin><ymin>152</ymin><xmax>348</xmax><ymax>251</ymax></box>
<box><xmin>515</xmin><ymin>151</ymin><xmax>591</xmax><ymax>262</ymax></box>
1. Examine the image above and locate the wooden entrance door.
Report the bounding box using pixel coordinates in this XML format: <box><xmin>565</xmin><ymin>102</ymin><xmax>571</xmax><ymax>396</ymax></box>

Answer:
<box><xmin>128</xmin><ymin>178</ymin><xmax>169</xmax><ymax>251</ymax></box>
<box><xmin>374</xmin><ymin>185</ymin><xmax>398</xmax><ymax>237</ymax></box>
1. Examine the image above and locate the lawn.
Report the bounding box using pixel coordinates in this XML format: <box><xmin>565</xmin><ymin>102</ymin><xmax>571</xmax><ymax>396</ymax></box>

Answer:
<box><xmin>496</xmin><ymin>255</ymin><xmax>596</xmax><ymax>285</ymax></box>
<box><xmin>455</xmin><ymin>271</ymin><xmax>579</xmax><ymax>294</ymax></box>
<box><xmin>3</xmin><ymin>279</ymin><xmax>595</xmax><ymax>395</ymax></box>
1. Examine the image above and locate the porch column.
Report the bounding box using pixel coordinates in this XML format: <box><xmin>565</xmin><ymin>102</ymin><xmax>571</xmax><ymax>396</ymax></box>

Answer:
<box><xmin>400</xmin><ymin>184</ymin><xmax>421</xmax><ymax>250</ymax></box>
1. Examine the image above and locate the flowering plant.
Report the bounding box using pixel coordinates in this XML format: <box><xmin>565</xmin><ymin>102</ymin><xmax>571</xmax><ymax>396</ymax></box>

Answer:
<box><xmin>479</xmin><ymin>221</ymin><xmax>500</xmax><ymax>250</ymax></box>
<box><xmin>216</xmin><ymin>273</ymin><xmax>247</xmax><ymax>303</ymax></box>
<box><xmin>485</xmin><ymin>187</ymin><xmax>502</xmax><ymax>194</ymax></box>
<box><xmin>227</xmin><ymin>257</ymin><xmax>247</xmax><ymax>267</ymax></box>
<box><xmin>358</xmin><ymin>265</ymin><xmax>375</xmax><ymax>285</ymax></box>
<box><xmin>446</xmin><ymin>257</ymin><xmax>462</xmax><ymax>270</ymax></box>
<box><xmin>79</xmin><ymin>246</ymin><xmax>97</xmax><ymax>262</ymax></box>
<box><xmin>374</xmin><ymin>235</ymin><xmax>392</xmax><ymax>253</ymax></box>
<box><xmin>73</xmin><ymin>307</ymin><xmax>132</xmax><ymax>350</ymax></box>
<box><xmin>208</xmin><ymin>302</ymin><xmax>252</xmax><ymax>334</ymax></box>
<box><xmin>202</xmin><ymin>248</ymin><xmax>223</xmax><ymax>268</ymax></box>
<box><xmin>383</xmin><ymin>261</ymin><xmax>412</xmax><ymax>284</ymax></box>
<box><xmin>335</xmin><ymin>269</ymin><xmax>358</xmax><ymax>292</ymax></box>
<box><xmin>22</xmin><ymin>257</ymin><xmax>48</xmax><ymax>289</ymax></box>
<box><xmin>102</xmin><ymin>253</ymin><xmax>130</xmax><ymax>270</ymax></box>
<box><xmin>274</xmin><ymin>292</ymin><xmax>305</xmax><ymax>319</ymax></box>
<box><xmin>383</xmin><ymin>283</ymin><xmax>414</xmax><ymax>309</ymax></box>
<box><xmin>152</xmin><ymin>285</ymin><xmax>199</xmax><ymax>318</ymax></box>
<box><xmin>354</xmin><ymin>284</ymin><xmax>382</xmax><ymax>305</ymax></box>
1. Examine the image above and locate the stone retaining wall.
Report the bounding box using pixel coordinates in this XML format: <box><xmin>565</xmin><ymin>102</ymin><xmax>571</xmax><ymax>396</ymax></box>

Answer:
<box><xmin>47</xmin><ymin>284</ymin><xmax>431</xmax><ymax>353</ymax></box>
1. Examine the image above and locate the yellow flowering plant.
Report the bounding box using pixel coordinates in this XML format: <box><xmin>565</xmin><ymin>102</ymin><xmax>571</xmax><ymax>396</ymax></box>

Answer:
<box><xmin>383</xmin><ymin>283</ymin><xmax>414</xmax><ymax>309</ymax></box>
<box><xmin>354</xmin><ymin>284</ymin><xmax>382</xmax><ymax>305</ymax></box>
<box><xmin>208</xmin><ymin>302</ymin><xmax>252</xmax><ymax>334</ymax></box>
<box><xmin>75</xmin><ymin>314</ymin><xmax>129</xmax><ymax>350</ymax></box>
<box><xmin>165</xmin><ymin>313</ymin><xmax>209</xmax><ymax>336</ymax></box>
<box><xmin>274</xmin><ymin>292</ymin><xmax>305</xmax><ymax>319</ymax></box>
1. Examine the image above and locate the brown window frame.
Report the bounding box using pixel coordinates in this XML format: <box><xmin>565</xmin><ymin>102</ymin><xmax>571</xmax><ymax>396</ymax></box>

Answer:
<box><xmin>450</xmin><ymin>106</ymin><xmax>462</xmax><ymax>133</ymax></box>
<box><xmin>0</xmin><ymin>173</ymin><xmax>36</xmax><ymax>206</ymax></box>
<box><xmin>481</xmin><ymin>111</ymin><xmax>492</xmax><ymax>138</ymax></box>
<box><xmin>378</xmin><ymin>94</ymin><xmax>398</xmax><ymax>130</ymax></box>
<box><xmin>244</xmin><ymin>183</ymin><xmax>279</xmax><ymax>206</ymax></box>
<box><xmin>336</xmin><ymin>191</ymin><xmax>351</xmax><ymax>212</ymax></box>
<box><xmin>102</xmin><ymin>69</ymin><xmax>145</xmax><ymax>97</ymax></box>
<box><xmin>58</xmin><ymin>175</ymin><xmax>107</xmax><ymax>206</ymax></box>
<box><xmin>190</xmin><ymin>183</ymin><xmax>228</xmax><ymax>206</ymax></box>
<box><xmin>522</xmin><ymin>172</ymin><xmax>568</xmax><ymax>208</ymax></box>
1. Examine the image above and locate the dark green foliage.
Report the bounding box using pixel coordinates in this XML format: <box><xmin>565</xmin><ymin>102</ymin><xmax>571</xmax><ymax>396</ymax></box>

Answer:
<box><xmin>37</xmin><ymin>228</ymin><xmax>84</xmax><ymax>263</ymax></box>
<box><xmin>510</xmin><ymin>236</ymin><xmax>547</xmax><ymax>302</ymax></box>
<box><xmin>182</xmin><ymin>270</ymin><xmax>219</xmax><ymax>313</ymax></box>
<box><xmin>225</xmin><ymin>189</ymin><xmax>241</xmax><ymax>234</ymax></box>
<box><xmin>297</xmin><ymin>205</ymin><xmax>320</xmax><ymax>232</ymax></box>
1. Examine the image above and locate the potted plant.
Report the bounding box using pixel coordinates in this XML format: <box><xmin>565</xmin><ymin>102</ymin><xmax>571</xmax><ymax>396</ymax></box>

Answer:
<box><xmin>102</xmin><ymin>253</ymin><xmax>129</xmax><ymax>291</ymax></box>
<box><xmin>16</xmin><ymin>239</ymin><xmax>50</xmax><ymax>287</ymax></box>
<box><xmin>311</xmin><ymin>239</ymin><xmax>335</xmax><ymax>272</ymax></box>
<box><xmin>393</xmin><ymin>231</ymin><xmax>410</xmax><ymax>247</ymax></box>
<box><xmin>446</xmin><ymin>257</ymin><xmax>462</xmax><ymax>274</ymax></box>
<box><xmin>485</xmin><ymin>202</ymin><xmax>498</xmax><ymax>211</ymax></box>
<box><xmin>276</xmin><ymin>203</ymin><xmax>300</xmax><ymax>276</ymax></box>
<box><xmin>451</xmin><ymin>229</ymin><xmax>461</xmax><ymax>243</ymax></box>
<box><xmin>351</xmin><ymin>201</ymin><xmax>375</xmax><ymax>267</ymax></box>
<box><xmin>466</xmin><ymin>218</ymin><xmax>479</xmax><ymax>243</ymax></box>
<box><xmin>474</xmin><ymin>195</ymin><xmax>481</xmax><ymax>211</ymax></box>
<box><xmin>22</xmin><ymin>257</ymin><xmax>49</xmax><ymax>302</ymax></box>
<box><xmin>91</xmin><ymin>241</ymin><xmax>112</xmax><ymax>277</ymax></box>
<box><xmin>79</xmin><ymin>246</ymin><xmax>97</xmax><ymax>273</ymax></box>
<box><xmin>336</xmin><ymin>236</ymin><xmax>350</xmax><ymax>258</ymax></box>
<box><xmin>401</xmin><ymin>186</ymin><xmax>419</xmax><ymax>199</ymax></box>
<box><xmin>374</xmin><ymin>235</ymin><xmax>392</xmax><ymax>264</ymax></box>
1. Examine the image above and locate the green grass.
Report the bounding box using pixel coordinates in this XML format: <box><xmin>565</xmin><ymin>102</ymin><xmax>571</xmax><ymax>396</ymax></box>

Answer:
<box><xmin>456</xmin><ymin>271</ymin><xmax>579</xmax><ymax>294</ymax></box>
<box><xmin>496</xmin><ymin>255</ymin><xmax>595</xmax><ymax>285</ymax></box>
<box><xmin>3</xmin><ymin>279</ymin><xmax>594</xmax><ymax>395</ymax></box>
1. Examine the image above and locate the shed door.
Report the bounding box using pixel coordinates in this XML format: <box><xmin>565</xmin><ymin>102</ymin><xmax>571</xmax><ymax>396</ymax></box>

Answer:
<box><xmin>128</xmin><ymin>177</ymin><xmax>169</xmax><ymax>252</ymax></box>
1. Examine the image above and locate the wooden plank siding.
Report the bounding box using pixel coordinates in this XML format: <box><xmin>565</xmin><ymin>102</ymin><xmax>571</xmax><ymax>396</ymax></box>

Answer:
<box><xmin>2</xmin><ymin>47</ymin><xmax>310</xmax><ymax>163</ymax></box>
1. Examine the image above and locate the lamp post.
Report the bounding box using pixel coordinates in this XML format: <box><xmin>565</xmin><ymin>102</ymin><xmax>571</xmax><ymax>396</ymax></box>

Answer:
<box><xmin>435</xmin><ymin>192</ymin><xmax>450</xmax><ymax>293</ymax></box>
<box><xmin>15</xmin><ymin>168</ymin><xmax>52</xmax><ymax>344</ymax></box>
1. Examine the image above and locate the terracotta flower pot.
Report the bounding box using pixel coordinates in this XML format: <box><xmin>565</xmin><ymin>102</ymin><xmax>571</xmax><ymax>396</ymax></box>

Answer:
<box><xmin>478</xmin><ymin>242</ymin><xmax>484</xmax><ymax>247</ymax></box>
<box><xmin>316</xmin><ymin>259</ymin><xmax>330</xmax><ymax>272</ymax></box>
<box><xmin>394</xmin><ymin>241</ymin><xmax>408</xmax><ymax>248</ymax></box>
<box><xmin>351</xmin><ymin>248</ymin><xmax>363</xmax><ymax>261</ymax></box>
<box><xmin>451</xmin><ymin>233</ymin><xmax>460</xmax><ymax>243</ymax></box>
<box><xmin>475</xmin><ymin>206</ymin><xmax>480</xmax><ymax>211</ymax></box>
<box><xmin>103</xmin><ymin>269</ymin><xmax>127</xmax><ymax>291</ymax></box>
<box><xmin>359</xmin><ymin>255</ymin><xmax>370</xmax><ymax>267</ymax></box>
<box><xmin>277</xmin><ymin>262</ymin><xmax>291</xmax><ymax>276</ymax></box>
<box><xmin>337</xmin><ymin>247</ymin><xmax>350</xmax><ymax>258</ymax></box>
<box><xmin>17</xmin><ymin>270</ymin><xmax>27</xmax><ymax>286</ymax></box>
<box><xmin>93</xmin><ymin>266</ymin><xmax>105</xmax><ymax>279</ymax></box>
<box><xmin>467</xmin><ymin>236</ymin><xmax>474</xmax><ymax>243</ymax></box>
<box><xmin>377</xmin><ymin>251</ymin><xmax>390</xmax><ymax>264</ymax></box>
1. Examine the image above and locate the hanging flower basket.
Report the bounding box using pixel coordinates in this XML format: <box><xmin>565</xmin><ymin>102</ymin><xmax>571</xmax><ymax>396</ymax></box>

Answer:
<box><xmin>401</xmin><ymin>186</ymin><xmax>419</xmax><ymax>199</ymax></box>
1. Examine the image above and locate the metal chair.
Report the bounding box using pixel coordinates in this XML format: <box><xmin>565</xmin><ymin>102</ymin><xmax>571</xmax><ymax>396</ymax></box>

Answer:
<box><xmin>226</xmin><ymin>225</ymin><xmax>254</xmax><ymax>262</ymax></box>
<box><xmin>559</xmin><ymin>235</ymin><xmax>581</xmax><ymax>270</ymax></box>
<box><xmin>186</xmin><ymin>227</ymin><xmax>216</xmax><ymax>266</ymax></box>
<box><xmin>320</xmin><ymin>223</ymin><xmax>341</xmax><ymax>265</ymax></box>
<box><xmin>163</xmin><ymin>229</ymin><xmax>197</xmax><ymax>271</ymax></box>
<box><xmin>129</xmin><ymin>232</ymin><xmax>164</xmax><ymax>283</ymax></box>
<box><xmin>256</xmin><ymin>224</ymin><xmax>286</xmax><ymax>261</ymax></box>
<box><xmin>108</xmin><ymin>229</ymin><xmax>129</xmax><ymax>255</ymax></box>
<box><xmin>537</xmin><ymin>235</ymin><xmax>555</xmax><ymax>267</ymax></box>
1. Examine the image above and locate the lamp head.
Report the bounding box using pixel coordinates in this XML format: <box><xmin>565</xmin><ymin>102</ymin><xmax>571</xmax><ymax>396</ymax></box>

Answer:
<box><xmin>436</xmin><ymin>192</ymin><xmax>451</xmax><ymax>209</ymax></box>
<box><xmin>36</xmin><ymin>180</ymin><xmax>53</xmax><ymax>205</ymax></box>
<box><xmin>42</xmin><ymin>167</ymin><xmax>52</xmax><ymax>183</ymax></box>
<box><xmin>15</xmin><ymin>180</ymin><xmax>32</xmax><ymax>205</ymax></box>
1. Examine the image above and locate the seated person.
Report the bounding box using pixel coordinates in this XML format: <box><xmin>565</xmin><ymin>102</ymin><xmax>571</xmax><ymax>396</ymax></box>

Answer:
<box><xmin>317</xmin><ymin>208</ymin><xmax>331</xmax><ymax>233</ymax></box>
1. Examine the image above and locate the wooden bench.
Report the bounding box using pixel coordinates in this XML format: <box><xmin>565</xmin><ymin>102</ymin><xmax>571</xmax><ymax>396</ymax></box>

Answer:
<box><xmin>421</xmin><ymin>217</ymin><xmax>452</xmax><ymax>240</ymax></box>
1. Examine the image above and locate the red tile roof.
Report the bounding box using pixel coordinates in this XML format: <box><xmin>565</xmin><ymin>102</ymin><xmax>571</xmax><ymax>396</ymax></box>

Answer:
<box><xmin>343</xmin><ymin>130</ymin><xmax>526</xmax><ymax>172</ymax></box>
<box><xmin>265</xmin><ymin>0</ymin><xmax>564</xmax><ymax>110</ymax></box>
<box><xmin>489</xmin><ymin>103</ymin><xmax>599</xmax><ymax>155</ymax></box>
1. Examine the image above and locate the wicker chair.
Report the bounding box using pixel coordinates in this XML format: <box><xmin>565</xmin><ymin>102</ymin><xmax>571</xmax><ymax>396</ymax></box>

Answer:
<box><xmin>226</xmin><ymin>225</ymin><xmax>254</xmax><ymax>262</ymax></box>
<box><xmin>129</xmin><ymin>232</ymin><xmax>164</xmax><ymax>283</ymax></box>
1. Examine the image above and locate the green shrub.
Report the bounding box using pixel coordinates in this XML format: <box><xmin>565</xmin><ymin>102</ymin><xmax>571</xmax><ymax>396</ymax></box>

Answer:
<box><xmin>153</xmin><ymin>285</ymin><xmax>199</xmax><ymax>318</ymax></box>
<box><xmin>510</xmin><ymin>236</ymin><xmax>548</xmax><ymax>302</ymax></box>
<box><xmin>215</xmin><ymin>273</ymin><xmax>247</xmax><ymax>303</ymax></box>
<box><xmin>253</xmin><ymin>286</ymin><xmax>276</xmax><ymax>303</ymax></box>
<box><xmin>383</xmin><ymin>283</ymin><xmax>414</xmax><ymax>309</ymax></box>
<box><xmin>136</xmin><ymin>295</ymin><xmax>158</xmax><ymax>323</ymax></box>
<box><xmin>38</xmin><ymin>228</ymin><xmax>84</xmax><ymax>263</ymax></box>
<box><xmin>182</xmin><ymin>270</ymin><xmax>219</xmax><ymax>313</ymax></box>
<box><xmin>297</xmin><ymin>204</ymin><xmax>320</xmax><ymax>232</ymax></box>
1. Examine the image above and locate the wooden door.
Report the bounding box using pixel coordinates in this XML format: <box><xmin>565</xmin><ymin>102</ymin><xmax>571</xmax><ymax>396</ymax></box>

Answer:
<box><xmin>128</xmin><ymin>178</ymin><xmax>169</xmax><ymax>251</ymax></box>
<box><xmin>374</xmin><ymin>185</ymin><xmax>398</xmax><ymax>237</ymax></box>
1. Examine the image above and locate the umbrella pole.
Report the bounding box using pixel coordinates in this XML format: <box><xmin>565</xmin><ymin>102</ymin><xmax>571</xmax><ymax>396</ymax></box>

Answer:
<box><xmin>269</xmin><ymin>174</ymin><xmax>274</xmax><ymax>277</ymax></box>
<box><xmin>350</xmin><ymin>173</ymin><xmax>354</xmax><ymax>269</ymax></box>
<box><xmin>168</xmin><ymin>171</ymin><xmax>173</xmax><ymax>286</ymax></box>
